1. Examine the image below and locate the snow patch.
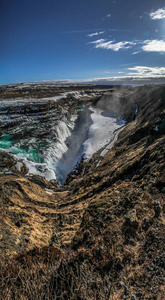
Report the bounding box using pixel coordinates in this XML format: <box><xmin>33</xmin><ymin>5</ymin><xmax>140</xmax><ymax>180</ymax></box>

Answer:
<box><xmin>82</xmin><ymin>107</ymin><xmax>125</xmax><ymax>160</ymax></box>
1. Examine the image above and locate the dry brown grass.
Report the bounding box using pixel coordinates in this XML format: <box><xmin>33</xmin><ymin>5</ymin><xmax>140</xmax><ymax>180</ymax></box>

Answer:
<box><xmin>0</xmin><ymin>247</ymin><xmax>116</xmax><ymax>300</ymax></box>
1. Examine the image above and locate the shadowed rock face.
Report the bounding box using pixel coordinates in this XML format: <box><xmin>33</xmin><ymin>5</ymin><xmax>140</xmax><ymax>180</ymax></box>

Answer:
<box><xmin>0</xmin><ymin>84</ymin><xmax>164</xmax><ymax>299</ymax></box>
<box><xmin>94</xmin><ymin>92</ymin><xmax>136</xmax><ymax>122</ymax></box>
<box><xmin>0</xmin><ymin>94</ymin><xmax>78</xmax><ymax>153</ymax></box>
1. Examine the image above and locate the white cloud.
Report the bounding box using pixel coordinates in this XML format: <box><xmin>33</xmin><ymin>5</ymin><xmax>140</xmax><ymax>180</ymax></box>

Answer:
<box><xmin>90</xmin><ymin>39</ymin><xmax>106</xmax><ymax>44</ymax></box>
<box><xmin>128</xmin><ymin>66</ymin><xmax>165</xmax><ymax>76</ymax></box>
<box><xmin>91</xmin><ymin>39</ymin><xmax>136</xmax><ymax>51</ymax></box>
<box><xmin>102</xmin><ymin>13</ymin><xmax>111</xmax><ymax>20</ymax></box>
<box><xmin>87</xmin><ymin>31</ymin><xmax>104</xmax><ymax>37</ymax></box>
<box><xmin>150</xmin><ymin>8</ymin><xmax>165</xmax><ymax>19</ymax></box>
<box><xmin>142</xmin><ymin>39</ymin><xmax>165</xmax><ymax>52</ymax></box>
<box><xmin>132</xmin><ymin>51</ymin><xmax>139</xmax><ymax>55</ymax></box>
<box><xmin>89</xmin><ymin>37</ymin><xmax>165</xmax><ymax>54</ymax></box>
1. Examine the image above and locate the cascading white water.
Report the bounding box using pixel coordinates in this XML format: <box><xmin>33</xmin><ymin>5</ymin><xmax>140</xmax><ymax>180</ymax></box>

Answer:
<box><xmin>43</xmin><ymin>116</ymin><xmax>77</xmax><ymax>184</ymax></box>
<box><xmin>44</xmin><ymin>108</ymin><xmax>92</xmax><ymax>185</ymax></box>
<box><xmin>0</xmin><ymin>92</ymin><xmax>126</xmax><ymax>185</ymax></box>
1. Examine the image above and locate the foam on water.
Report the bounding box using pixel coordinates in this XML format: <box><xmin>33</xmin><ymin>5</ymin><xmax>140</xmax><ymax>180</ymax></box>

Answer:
<box><xmin>20</xmin><ymin>158</ymin><xmax>56</xmax><ymax>181</ymax></box>
<box><xmin>12</xmin><ymin>146</ymin><xmax>42</xmax><ymax>162</ymax></box>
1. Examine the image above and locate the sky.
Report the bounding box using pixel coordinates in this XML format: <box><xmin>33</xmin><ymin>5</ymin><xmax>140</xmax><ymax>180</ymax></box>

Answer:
<box><xmin>0</xmin><ymin>0</ymin><xmax>165</xmax><ymax>85</ymax></box>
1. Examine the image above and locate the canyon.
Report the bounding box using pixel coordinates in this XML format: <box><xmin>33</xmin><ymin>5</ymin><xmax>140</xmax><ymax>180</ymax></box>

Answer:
<box><xmin>0</xmin><ymin>83</ymin><xmax>164</xmax><ymax>299</ymax></box>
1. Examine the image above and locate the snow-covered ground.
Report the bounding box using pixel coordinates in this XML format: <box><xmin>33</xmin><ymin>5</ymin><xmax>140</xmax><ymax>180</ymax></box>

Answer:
<box><xmin>82</xmin><ymin>107</ymin><xmax>125</xmax><ymax>160</ymax></box>
<box><xmin>0</xmin><ymin>91</ymin><xmax>97</xmax><ymax>113</ymax></box>
<box><xmin>0</xmin><ymin>92</ymin><xmax>72</xmax><ymax>107</ymax></box>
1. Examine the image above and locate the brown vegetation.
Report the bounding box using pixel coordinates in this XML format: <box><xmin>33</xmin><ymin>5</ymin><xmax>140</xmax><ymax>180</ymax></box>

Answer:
<box><xmin>0</xmin><ymin>84</ymin><xmax>165</xmax><ymax>299</ymax></box>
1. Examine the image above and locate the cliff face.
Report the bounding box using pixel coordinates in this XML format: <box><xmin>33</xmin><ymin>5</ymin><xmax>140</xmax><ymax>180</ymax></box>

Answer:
<box><xmin>0</xmin><ymin>84</ymin><xmax>164</xmax><ymax>299</ymax></box>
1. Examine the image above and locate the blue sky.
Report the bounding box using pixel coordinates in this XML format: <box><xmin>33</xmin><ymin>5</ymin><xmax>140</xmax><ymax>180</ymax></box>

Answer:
<box><xmin>0</xmin><ymin>0</ymin><xmax>165</xmax><ymax>85</ymax></box>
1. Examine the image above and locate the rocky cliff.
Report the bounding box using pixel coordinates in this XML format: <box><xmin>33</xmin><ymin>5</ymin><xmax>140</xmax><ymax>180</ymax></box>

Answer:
<box><xmin>0</xmin><ymin>84</ymin><xmax>164</xmax><ymax>299</ymax></box>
